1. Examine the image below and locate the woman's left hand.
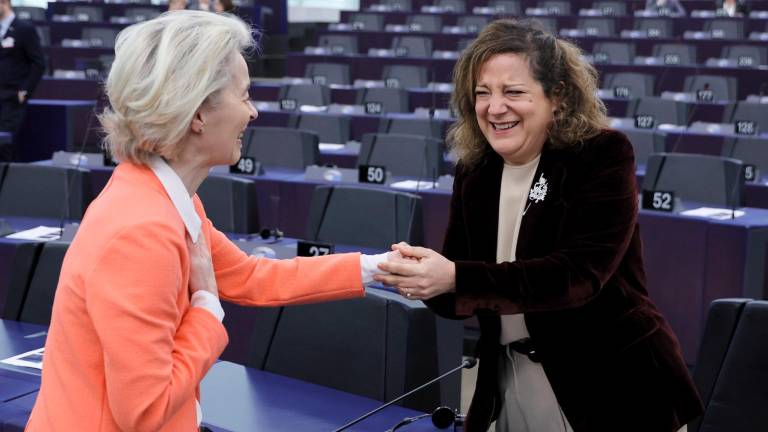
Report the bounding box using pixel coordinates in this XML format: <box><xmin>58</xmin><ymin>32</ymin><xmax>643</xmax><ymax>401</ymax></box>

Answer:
<box><xmin>374</xmin><ymin>242</ymin><xmax>456</xmax><ymax>300</ymax></box>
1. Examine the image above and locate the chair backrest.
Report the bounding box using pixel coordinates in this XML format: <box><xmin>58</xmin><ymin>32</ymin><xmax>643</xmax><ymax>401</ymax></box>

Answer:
<box><xmin>538</xmin><ymin>0</ymin><xmax>570</xmax><ymax>14</ymax></box>
<box><xmin>196</xmin><ymin>175</ymin><xmax>259</xmax><ymax>234</ymax></box>
<box><xmin>631</xmin><ymin>97</ymin><xmax>690</xmax><ymax>127</ymax></box>
<box><xmin>380</xmin><ymin>0</ymin><xmax>412</xmax><ymax>11</ymax></box>
<box><xmin>0</xmin><ymin>242</ymin><xmax>41</xmax><ymax>321</ymax></box>
<box><xmin>259</xmin><ymin>289</ymin><xmax>462</xmax><ymax>411</ymax></box>
<box><xmin>621</xmin><ymin>129</ymin><xmax>666</xmax><ymax>167</ymax></box>
<box><xmin>391</xmin><ymin>36</ymin><xmax>433</xmax><ymax>58</ymax></box>
<box><xmin>317</xmin><ymin>34</ymin><xmax>358</xmax><ymax>54</ymax></box>
<box><xmin>696</xmin><ymin>301</ymin><xmax>768</xmax><ymax>432</ymax></box>
<box><xmin>0</xmin><ymin>164</ymin><xmax>91</xmax><ymax>219</ymax></box>
<box><xmin>592</xmin><ymin>41</ymin><xmax>635</xmax><ymax>64</ymax></box>
<box><xmin>124</xmin><ymin>7</ymin><xmax>162</xmax><ymax>21</ymax></box>
<box><xmin>81</xmin><ymin>27</ymin><xmax>119</xmax><ymax>48</ymax></box>
<box><xmin>652</xmin><ymin>43</ymin><xmax>698</xmax><ymax>65</ymax></box>
<box><xmin>705</xmin><ymin>19</ymin><xmax>744</xmax><ymax>39</ymax></box>
<box><xmin>15</xmin><ymin>6</ymin><xmax>46</xmax><ymax>21</ymax></box>
<box><xmin>289</xmin><ymin>113</ymin><xmax>351</xmax><ymax>144</ymax></box>
<box><xmin>457</xmin><ymin>16</ymin><xmax>489</xmax><ymax>32</ymax></box>
<box><xmin>577</xmin><ymin>17</ymin><xmax>616</xmax><ymax>37</ymax></box>
<box><xmin>358</xmin><ymin>133</ymin><xmax>443</xmax><ymax>179</ymax></box>
<box><xmin>604</xmin><ymin>72</ymin><xmax>655</xmax><ymax>98</ymax></box>
<box><xmin>689</xmin><ymin>298</ymin><xmax>751</xmax><ymax>432</ymax></box>
<box><xmin>68</xmin><ymin>5</ymin><xmax>103</xmax><ymax>22</ymax></box>
<box><xmin>724</xmin><ymin>102</ymin><xmax>768</xmax><ymax>132</ymax></box>
<box><xmin>721</xmin><ymin>136</ymin><xmax>768</xmax><ymax>181</ymax></box>
<box><xmin>348</xmin><ymin>13</ymin><xmax>384</xmax><ymax>31</ymax></box>
<box><xmin>304</xmin><ymin>62</ymin><xmax>351</xmax><ymax>86</ymax></box>
<box><xmin>19</xmin><ymin>241</ymin><xmax>70</xmax><ymax>325</ymax></box>
<box><xmin>405</xmin><ymin>14</ymin><xmax>442</xmax><ymax>32</ymax></box>
<box><xmin>636</xmin><ymin>18</ymin><xmax>674</xmax><ymax>38</ymax></box>
<box><xmin>721</xmin><ymin>45</ymin><xmax>767</xmax><ymax>66</ymax></box>
<box><xmin>489</xmin><ymin>0</ymin><xmax>520</xmax><ymax>14</ymax></box>
<box><xmin>242</xmin><ymin>126</ymin><xmax>320</xmax><ymax>170</ymax></box>
<box><xmin>278</xmin><ymin>84</ymin><xmax>330</xmax><ymax>107</ymax></box>
<box><xmin>593</xmin><ymin>1</ymin><xmax>627</xmax><ymax>15</ymax></box>
<box><xmin>35</xmin><ymin>25</ymin><xmax>50</xmax><ymax>47</ymax></box>
<box><xmin>305</xmin><ymin>185</ymin><xmax>424</xmax><ymax>249</ymax></box>
<box><xmin>436</xmin><ymin>0</ymin><xmax>466</xmax><ymax>13</ymax></box>
<box><xmin>683</xmin><ymin>75</ymin><xmax>738</xmax><ymax>102</ymax></box>
<box><xmin>381</xmin><ymin>64</ymin><xmax>428</xmax><ymax>89</ymax></box>
<box><xmin>378</xmin><ymin>116</ymin><xmax>443</xmax><ymax>139</ymax></box>
<box><xmin>642</xmin><ymin>153</ymin><xmax>744</xmax><ymax>207</ymax></box>
<box><xmin>356</xmin><ymin>87</ymin><xmax>410</xmax><ymax>113</ymax></box>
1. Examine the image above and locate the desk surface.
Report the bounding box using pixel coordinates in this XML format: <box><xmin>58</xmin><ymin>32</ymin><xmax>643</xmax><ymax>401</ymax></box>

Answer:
<box><xmin>0</xmin><ymin>320</ymin><xmax>440</xmax><ymax>431</ymax></box>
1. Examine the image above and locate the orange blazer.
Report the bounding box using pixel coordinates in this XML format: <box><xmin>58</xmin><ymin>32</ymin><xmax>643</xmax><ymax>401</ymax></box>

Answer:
<box><xmin>26</xmin><ymin>162</ymin><xmax>363</xmax><ymax>431</ymax></box>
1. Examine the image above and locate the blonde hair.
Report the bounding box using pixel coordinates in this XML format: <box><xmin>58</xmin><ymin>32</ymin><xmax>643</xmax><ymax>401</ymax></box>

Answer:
<box><xmin>449</xmin><ymin>19</ymin><xmax>608</xmax><ymax>168</ymax></box>
<box><xmin>100</xmin><ymin>11</ymin><xmax>256</xmax><ymax>164</ymax></box>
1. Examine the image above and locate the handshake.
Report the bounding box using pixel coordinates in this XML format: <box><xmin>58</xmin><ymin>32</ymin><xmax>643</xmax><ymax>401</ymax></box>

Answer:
<box><xmin>374</xmin><ymin>242</ymin><xmax>456</xmax><ymax>301</ymax></box>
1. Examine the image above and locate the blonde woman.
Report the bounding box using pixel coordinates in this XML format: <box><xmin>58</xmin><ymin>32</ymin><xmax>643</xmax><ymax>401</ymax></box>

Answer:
<box><xmin>27</xmin><ymin>11</ymin><xmax>390</xmax><ymax>431</ymax></box>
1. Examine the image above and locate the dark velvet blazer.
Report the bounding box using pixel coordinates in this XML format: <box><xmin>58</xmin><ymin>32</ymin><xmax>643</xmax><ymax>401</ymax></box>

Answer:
<box><xmin>426</xmin><ymin>130</ymin><xmax>703</xmax><ymax>431</ymax></box>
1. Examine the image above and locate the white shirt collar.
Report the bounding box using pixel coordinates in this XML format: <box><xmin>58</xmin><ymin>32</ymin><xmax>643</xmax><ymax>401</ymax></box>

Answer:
<box><xmin>0</xmin><ymin>12</ymin><xmax>14</xmax><ymax>36</ymax></box>
<box><xmin>147</xmin><ymin>156</ymin><xmax>202</xmax><ymax>243</ymax></box>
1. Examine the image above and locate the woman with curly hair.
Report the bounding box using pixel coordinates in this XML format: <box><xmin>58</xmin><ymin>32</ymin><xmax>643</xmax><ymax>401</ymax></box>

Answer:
<box><xmin>377</xmin><ymin>19</ymin><xmax>703</xmax><ymax>432</ymax></box>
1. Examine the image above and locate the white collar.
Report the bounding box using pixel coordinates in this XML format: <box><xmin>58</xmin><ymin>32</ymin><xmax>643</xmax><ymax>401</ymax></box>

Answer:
<box><xmin>148</xmin><ymin>156</ymin><xmax>202</xmax><ymax>243</ymax></box>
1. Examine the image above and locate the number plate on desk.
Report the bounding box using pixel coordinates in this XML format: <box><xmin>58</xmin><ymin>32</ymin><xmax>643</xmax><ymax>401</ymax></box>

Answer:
<box><xmin>230</xmin><ymin>157</ymin><xmax>258</xmax><ymax>175</ymax></box>
<box><xmin>735</xmin><ymin>120</ymin><xmax>757</xmax><ymax>136</ymax></box>
<box><xmin>297</xmin><ymin>241</ymin><xmax>334</xmax><ymax>257</ymax></box>
<box><xmin>359</xmin><ymin>165</ymin><xmax>386</xmax><ymax>184</ymax></box>
<box><xmin>642</xmin><ymin>190</ymin><xmax>675</xmax><ymax>212</ymax></box>
<box><xmin>744</xmin><ymin>164</ymin><xmax>759</xmax><ymax>182</ymax></box>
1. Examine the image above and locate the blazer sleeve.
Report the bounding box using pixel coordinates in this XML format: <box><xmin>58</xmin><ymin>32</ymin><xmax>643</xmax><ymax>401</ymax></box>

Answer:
<box><xmin>452</xmin><ymin>132</ymin><xmax>639</xmax><ymax>316</ymax></box>
<box><xmin>204</xmin><ymin>220</ymin><xmax>365</xmax><ymax>306</ymax></box>
<box><xmin>21</xmin><ymin>24</ymin><xmax>45</xmax><ymax>94</ymax></box>
<box><xmin>424</xmin><ymin>162</ymin><xmax>473</xmax><ymax>320</ymax></box>
<box><xmin>85</xmin><ymin>223</ymin><xmax>228</xmax><ymax>432</ymax></box>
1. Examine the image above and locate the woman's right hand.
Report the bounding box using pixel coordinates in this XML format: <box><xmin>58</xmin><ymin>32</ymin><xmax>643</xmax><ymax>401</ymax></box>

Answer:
<box><xmin>187</xmin><ymin>233</ymin><xmax>219</xmax><ymax>298</ymax></box>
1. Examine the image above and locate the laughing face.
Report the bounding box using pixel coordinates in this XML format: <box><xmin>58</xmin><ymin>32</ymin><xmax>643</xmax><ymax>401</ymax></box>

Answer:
<box><xmin>474</xmin><ymin>53</ymin><xmax>557</xmax><ymax>165</ymax></box>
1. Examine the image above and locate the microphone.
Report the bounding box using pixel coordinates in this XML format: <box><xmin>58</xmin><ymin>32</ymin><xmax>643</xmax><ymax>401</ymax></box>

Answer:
<box><xmin>388</xmin><ymin>406</ymin><xmax>464</xmax><ymax>431</ymax></box>
<box><xmin>333</xmin><ymin>358</ymin><xmax>477</xmax><ymax>432</ymax></box>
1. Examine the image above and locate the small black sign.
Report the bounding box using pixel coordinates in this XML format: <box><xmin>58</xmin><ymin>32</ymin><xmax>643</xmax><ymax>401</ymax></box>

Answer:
<box><xmin>711</xmin><ymin>29</ymin><xmax>725</xmax><ymax>39</ymax></box>
<box><xmin>279</xmin><ymin>98</ymin><xmax>297</xmax><ymax>111</ymax></box>
<box><xmin>635</xmin><ymin>115</ymin><xmax>655</xmax><ymax>129</ymax></box>
<box><xmin>663</xmin><ymin>53</ymin><xmax>680</xmax><ymax>65</ymax></box>
<box><xmin>657</xmin><ymin>7</ymin><xmax>671</xmax><ymax>16</ymax></box>
<box><xmin>601</xmin><ymin>6</ymin><xmax>615</xmax><ymax>15</ymax></box>
<box><xmin>297</xmin><ymin>240</ymin><xmax>334</xmax><ymax>257</ymax></box>
<box><xmin>385</xmin><ymin>78</ymin><xmax>400</xmax><ymax>88</ymax></box>
<box><xmin>467</xmin><ymin>24</ymin><xmax>479</xmax><ymax>33</ymax></box>
<box><xmin>744</xmin><ymin>164</ymin><xmax>759</xmax><ymax>182</ymax></box>
<box><xmin>613</xmin><ymin>86</ymin><xmax>631</xmax><ymax>99</ymax></box>
<box><xmin>409</xmin><ymin>23</ymin><xmax>422</xmax><ymax>31</ymax></box>
<box><xmin>394</xmin><ymin>46</ymin><xmax>409</xmax><ymax>57</ymax></box>
<box><xmin>358</xmin><ymin>165</ymin><xmax>386</xmax><ymax>184</ymax></box>
<box><xmin>311</xmin><ymin>75</ymin><xmax>327</xmax><ymax>85</ymax></box>
<box><xmin>737</xmin><ymin>56</ymin><xmax>755</xmax><ymax>67</ymax></box>
<box><xmin>230</xmin><ymin>157</ymin><xmax>258</xmax><ymax>175</ymax></box>
<box><xmin>696</xmin><ymin>89</ymin><xmax>714</xmax><ymax>102</ymax></box>
<box><xmin>735</xmin><ymin>120</ymin><xmax>757</xmax><ymax>136</ymax></box>
<box><xmin>585</xmin><ymin>27</ymin><xmax>599</xmax><ymax>36</ymax></box>
<box><xmin>642</xmin><ymin>190</ymin><xmax>675</xmax><ymax>212</ymax></box>
<box><xmin>647</xmin><ymin>28</ymin><xmax>661</xmax><ymax>38</ymax></box>
<box><xmin>365</xmin><ymin>101</ymin><xmax>383</xmax><ymax>115</ymax></box>
<box><xmin>331</xmin><ymin>45</ymin><xmax>345</xmax><ymax>54</ymax></box>
<box><xmin>352</xmin><ymin>21</ymin><xmax>365</xmax><ymax>30</ymax></box>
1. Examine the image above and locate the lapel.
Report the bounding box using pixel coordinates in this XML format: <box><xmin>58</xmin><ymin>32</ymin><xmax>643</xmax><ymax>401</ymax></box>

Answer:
<box><xmin>463</xmin><ymin>145</ymin><xmax>570</xmax><ymax>263</ymax></box>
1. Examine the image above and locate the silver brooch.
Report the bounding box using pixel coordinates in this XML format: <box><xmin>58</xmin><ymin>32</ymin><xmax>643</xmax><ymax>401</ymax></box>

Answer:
<box><xmin>528</xmin><ymin>174</ymin><xmax>548</xmax><ymax>203</ymax></box>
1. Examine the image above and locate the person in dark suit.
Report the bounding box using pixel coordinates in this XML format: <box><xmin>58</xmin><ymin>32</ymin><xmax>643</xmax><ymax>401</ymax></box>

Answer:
<box><xmin>0</xmin><ymin>0</ymin><xmax>44</xmax><ymax>160</ymax></box>
<box><xmin>376</xmin><ymin>19</ymin><xmax>703</xmax><ymax>432</ymax></box>
<box><xmin>716</xmin><ymin>0</ymin><xmax>749</xmax><ymax>17</ymax></box>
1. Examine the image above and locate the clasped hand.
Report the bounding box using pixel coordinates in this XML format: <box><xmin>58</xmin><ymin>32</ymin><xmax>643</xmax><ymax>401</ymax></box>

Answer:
<box><xmin>374</xmin><ymin>242</ymin><xmax>456</xmax><ymax>300</ymax></box>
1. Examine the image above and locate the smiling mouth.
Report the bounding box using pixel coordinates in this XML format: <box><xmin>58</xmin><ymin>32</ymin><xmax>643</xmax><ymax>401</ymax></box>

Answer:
<box><xmin>491</xmin><ymin>121</ymin><xmax>520</xmax><ymax>130</ymax></box>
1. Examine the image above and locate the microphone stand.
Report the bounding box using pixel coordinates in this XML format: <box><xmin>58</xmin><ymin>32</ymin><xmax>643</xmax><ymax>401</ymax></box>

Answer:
<box><xmin>332</xmin><ymin>358</ymin><xmax>477</xmax><ymax>432</ymax></box>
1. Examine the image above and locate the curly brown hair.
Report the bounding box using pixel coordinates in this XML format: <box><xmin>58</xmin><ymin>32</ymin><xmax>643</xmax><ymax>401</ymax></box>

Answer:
<box><xmin>448</xmin><ymin>19</ymin><xmax>608</xmax><ymax>168</ymax></box>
